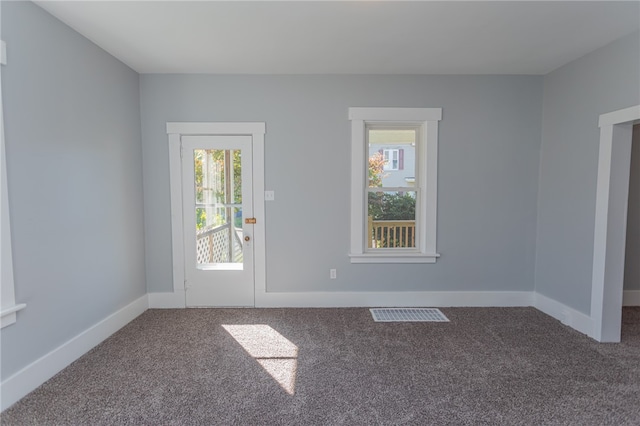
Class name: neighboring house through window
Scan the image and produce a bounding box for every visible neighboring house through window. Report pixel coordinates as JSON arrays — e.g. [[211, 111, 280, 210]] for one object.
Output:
[[348, 107, 442, 263]]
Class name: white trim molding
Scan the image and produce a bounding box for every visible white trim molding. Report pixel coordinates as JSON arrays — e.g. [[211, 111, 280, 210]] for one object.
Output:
[[349, 252, 440, 264], [591, 104, 640, 342], [0, 295, 148, 411], [598, 105, 640, 128], [167, 122, 266, 306], [348, 107, 442, 264], [533, 292, 594, 337], [3, 286, 627, 412], [1, 34, 22, 329], [252, 289, 612, 340], [0, 304, 26, 329], [255, 290, 532, 308]]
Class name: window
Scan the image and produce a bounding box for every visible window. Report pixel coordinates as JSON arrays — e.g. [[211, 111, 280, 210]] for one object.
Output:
[[1, 38, 26, 327], [383, 149, 401, 171], [348, 107, 442, 263]]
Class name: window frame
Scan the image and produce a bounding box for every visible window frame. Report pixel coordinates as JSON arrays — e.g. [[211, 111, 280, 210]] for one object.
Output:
[[1, 38, 26, 327], [348, 107, 442, 264]]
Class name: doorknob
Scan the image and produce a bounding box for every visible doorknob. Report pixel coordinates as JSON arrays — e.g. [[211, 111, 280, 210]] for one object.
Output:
[[244, 236, 251, 242]]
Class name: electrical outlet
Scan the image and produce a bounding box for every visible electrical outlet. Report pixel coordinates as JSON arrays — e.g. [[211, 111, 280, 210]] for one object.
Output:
[[330, 269, 337, 279], [265, 190, 275, 201]]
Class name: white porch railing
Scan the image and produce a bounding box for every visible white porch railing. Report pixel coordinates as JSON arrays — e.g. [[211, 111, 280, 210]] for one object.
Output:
[[196, 223, 243, 264], [368, 217, 416, 248]]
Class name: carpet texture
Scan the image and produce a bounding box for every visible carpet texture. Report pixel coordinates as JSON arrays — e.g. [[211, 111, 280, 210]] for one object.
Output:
[[2, 307, 639, 425]]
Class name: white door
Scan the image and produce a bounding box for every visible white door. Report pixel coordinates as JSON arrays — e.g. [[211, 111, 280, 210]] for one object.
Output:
[[182, 135, 254, 307]]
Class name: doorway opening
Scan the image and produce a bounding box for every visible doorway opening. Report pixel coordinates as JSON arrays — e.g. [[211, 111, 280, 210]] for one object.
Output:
[[621, 126, 640, 340], [591, 105, 640, 342]]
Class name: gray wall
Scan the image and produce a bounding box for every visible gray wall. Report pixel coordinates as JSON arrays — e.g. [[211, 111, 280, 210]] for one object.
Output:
[[625, 125, 640, 291], [535, 31, 640, 314], [140, 74, 542, 294], [1, 2, 146, 380]]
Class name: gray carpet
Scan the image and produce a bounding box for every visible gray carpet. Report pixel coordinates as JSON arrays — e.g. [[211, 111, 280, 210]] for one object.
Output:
[[2, 307, 639, 425]]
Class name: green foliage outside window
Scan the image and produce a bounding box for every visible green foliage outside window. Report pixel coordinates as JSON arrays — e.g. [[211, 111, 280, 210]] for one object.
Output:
[[368, 151, 415, 220], [194, 149, 242, 230], [368, 192, 415, 221]]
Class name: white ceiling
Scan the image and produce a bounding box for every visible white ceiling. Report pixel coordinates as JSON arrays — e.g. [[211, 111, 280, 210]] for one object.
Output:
[[35, 1, 640, 75]]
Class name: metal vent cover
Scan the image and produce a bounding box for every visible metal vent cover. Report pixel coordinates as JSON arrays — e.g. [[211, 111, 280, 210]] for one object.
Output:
[[370, 308, 449, 322]]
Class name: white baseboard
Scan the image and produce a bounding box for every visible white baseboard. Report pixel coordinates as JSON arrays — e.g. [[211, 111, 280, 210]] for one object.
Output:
[[533, 292, 594, 338], [0, 295, 148, 412], [2, 287, 626, 412], [255, 290, 533, 308], [148, 291, 185, 308], [623, 290, 640, 306]]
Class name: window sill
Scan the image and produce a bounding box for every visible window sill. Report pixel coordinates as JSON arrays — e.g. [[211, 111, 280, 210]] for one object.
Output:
[[349, 253, 440, 264], [1, 303, 26, 328]]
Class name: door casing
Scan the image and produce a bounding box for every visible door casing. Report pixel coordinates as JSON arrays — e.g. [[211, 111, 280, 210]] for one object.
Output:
[[167, 122, 266, 308], [591, 105, 640, 342]]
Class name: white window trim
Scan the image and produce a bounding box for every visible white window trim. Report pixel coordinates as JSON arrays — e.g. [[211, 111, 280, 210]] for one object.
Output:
[[348, 107, 441, 264], [1, 37, 26, 328]]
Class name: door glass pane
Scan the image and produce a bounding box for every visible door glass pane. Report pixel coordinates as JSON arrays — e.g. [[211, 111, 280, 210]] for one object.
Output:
[[193, 148, 243, 268], [367, 190, 417, 249]]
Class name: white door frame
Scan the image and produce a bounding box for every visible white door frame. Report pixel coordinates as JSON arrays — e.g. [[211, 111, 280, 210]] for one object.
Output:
[[591, 105, 640, 342], [167, 122, 266, 308]]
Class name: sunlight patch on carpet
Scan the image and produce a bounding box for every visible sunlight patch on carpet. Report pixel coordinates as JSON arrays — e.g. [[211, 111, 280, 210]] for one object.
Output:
[[370, 308, 449, 322], [222, 324, 298, 395]]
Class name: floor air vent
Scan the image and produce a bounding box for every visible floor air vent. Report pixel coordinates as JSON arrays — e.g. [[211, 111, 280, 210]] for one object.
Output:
[[370, 308, 449, 323]]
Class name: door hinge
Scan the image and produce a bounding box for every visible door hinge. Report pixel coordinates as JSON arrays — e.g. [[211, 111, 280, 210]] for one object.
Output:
[[245, 218, 257, 224], [180, 141, 184, 159]]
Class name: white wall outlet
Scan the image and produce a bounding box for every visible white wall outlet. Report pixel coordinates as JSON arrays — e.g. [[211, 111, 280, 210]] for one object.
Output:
[[330, 269, 337, 279], [265, 190, 275, 201]]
